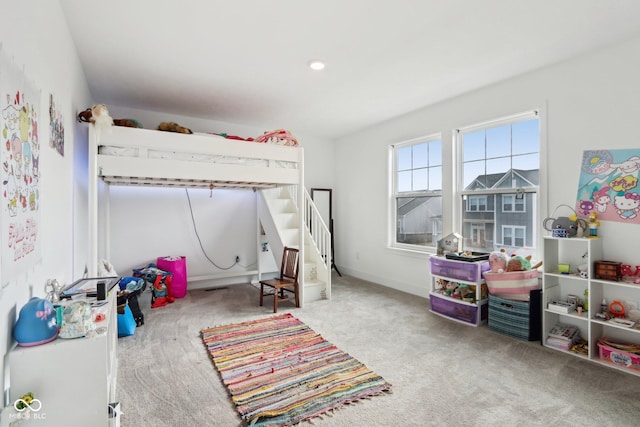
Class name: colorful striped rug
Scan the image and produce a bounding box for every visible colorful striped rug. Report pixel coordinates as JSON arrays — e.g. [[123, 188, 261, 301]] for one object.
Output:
[[201, 313, 392, 426]]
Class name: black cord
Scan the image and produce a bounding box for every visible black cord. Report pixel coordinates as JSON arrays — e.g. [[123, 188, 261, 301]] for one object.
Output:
[[185, 188, 237, 270]]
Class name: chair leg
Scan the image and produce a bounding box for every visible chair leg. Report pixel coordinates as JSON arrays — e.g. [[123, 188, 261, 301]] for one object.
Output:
[[273, 288, 278, 313], [260, 283, 264, 307], [294, 286, 300, 307]]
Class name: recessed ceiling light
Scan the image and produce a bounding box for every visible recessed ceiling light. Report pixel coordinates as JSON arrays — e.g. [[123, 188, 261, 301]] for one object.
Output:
[[308, 60, 325, 71]]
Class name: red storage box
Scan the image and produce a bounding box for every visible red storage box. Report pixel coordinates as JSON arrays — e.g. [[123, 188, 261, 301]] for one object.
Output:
[[598, 341, 640, 371], [429, 257, 489, 282]]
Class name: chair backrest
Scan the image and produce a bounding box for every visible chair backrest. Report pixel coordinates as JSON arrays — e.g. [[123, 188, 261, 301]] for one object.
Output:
[[280, 247, 299, 282]]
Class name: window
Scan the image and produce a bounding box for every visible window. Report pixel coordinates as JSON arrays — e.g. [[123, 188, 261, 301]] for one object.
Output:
[[502, 194, 525, 212], [502, 226, 525, 247], [458, 111, 540, 258], [391, 136, 442, 250], [467, 195, 489, 212]]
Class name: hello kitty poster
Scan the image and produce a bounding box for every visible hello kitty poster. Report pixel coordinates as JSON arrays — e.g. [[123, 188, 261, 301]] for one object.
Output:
[[1, 49, 42, 283], [575, 149, 640, 224]]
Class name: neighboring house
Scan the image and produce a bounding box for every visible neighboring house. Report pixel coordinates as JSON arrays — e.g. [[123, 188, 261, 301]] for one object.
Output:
[[397, 197, 442, 245], [463, 169, 539, 251]]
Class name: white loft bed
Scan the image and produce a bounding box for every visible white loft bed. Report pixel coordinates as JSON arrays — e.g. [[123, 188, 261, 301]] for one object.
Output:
[[87, 125, 305, 281]]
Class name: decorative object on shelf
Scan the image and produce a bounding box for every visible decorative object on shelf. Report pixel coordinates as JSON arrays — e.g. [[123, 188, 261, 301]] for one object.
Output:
[[44, 278, 62, 303], [609, 300, 626, 318], [594, 260, 622, 281], [543, 204, 587, 237], [558, 263, 571, 274], [436, 232, 463, 255], [587, 212, 600, 237], [13, 297, 59, 346]]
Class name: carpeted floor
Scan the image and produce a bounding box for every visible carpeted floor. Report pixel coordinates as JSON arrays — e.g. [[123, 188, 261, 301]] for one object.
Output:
[[117, 273, 640, 426]]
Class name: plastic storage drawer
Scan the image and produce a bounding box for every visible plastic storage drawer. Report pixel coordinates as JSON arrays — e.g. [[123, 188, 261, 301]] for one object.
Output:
[[488, 290, 541, 341], [429, 293, 488, 326], [429, 257, 489, 282]]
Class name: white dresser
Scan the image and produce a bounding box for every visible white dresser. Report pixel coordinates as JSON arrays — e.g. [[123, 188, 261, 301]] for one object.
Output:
[[7, 291, 118, 426]]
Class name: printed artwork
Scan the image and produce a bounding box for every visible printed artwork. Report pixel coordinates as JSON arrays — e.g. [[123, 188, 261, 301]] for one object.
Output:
[[49, 93, 64, 156], [0, 49, 42, 282], [575, 149, 640, 224]]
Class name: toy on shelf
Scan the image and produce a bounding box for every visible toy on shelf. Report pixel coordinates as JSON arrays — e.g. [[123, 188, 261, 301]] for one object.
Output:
[[587, 212, 600, 238], [543, 204, 587, 237]]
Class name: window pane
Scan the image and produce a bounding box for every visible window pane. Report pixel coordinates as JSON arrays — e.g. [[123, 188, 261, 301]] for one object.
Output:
[[396, 196, 442, 247], [486, 157, 512, 187], [413, 143, 428, 169], [512, 119, 539, 155], [486, 125, 511, 159], [397, 170, 411, 192], [397, 146, 411, 171], [463, 131, 485, 162], [429, 140, 442, 166], [513, 153, 539, 171], [412, 169, 428, 191], [429, 166, 442, 191], [463, 160, 485, 189]]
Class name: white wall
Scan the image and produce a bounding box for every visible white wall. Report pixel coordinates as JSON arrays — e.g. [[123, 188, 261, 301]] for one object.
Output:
[[0, 0, 92, 402], [334, 34, 640, 297], [95, 106, 336, 286]]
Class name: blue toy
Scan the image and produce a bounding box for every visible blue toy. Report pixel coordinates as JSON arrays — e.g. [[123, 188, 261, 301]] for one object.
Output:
[[13, 297, 59, 346]]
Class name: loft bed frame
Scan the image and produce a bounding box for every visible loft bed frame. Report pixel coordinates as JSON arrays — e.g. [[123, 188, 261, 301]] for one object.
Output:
[[87, 125, 305, 280]]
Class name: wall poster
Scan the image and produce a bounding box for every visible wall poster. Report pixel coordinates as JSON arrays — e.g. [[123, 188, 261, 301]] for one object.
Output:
[[0, 49, 42, 283], [575, 149, 640, 224], [49, 93, 64, 156]]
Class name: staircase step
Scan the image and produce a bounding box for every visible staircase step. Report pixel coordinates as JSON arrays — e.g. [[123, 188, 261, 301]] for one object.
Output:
[[303, 262, 318, 281], [303, 280, 326, 303], [274, 212, 298, 228]]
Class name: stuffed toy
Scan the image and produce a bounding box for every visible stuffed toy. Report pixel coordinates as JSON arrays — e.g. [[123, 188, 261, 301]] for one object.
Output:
[[158, 122, 192, 134], [506, 255, 543, 272], [78, 105, 142, 128], [488, 249, 508, 273], [255, 129, 299, 146]]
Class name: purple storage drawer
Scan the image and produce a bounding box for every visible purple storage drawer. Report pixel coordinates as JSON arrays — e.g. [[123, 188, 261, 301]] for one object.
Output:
[[429, 257, 489, 282], [429, 293, 488, 325]]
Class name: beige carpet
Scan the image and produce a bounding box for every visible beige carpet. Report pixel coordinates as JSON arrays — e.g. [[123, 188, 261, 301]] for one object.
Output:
[[116, 273, 640, 426]]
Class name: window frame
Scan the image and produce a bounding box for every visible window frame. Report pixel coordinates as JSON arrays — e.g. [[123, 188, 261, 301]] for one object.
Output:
[[389, 134, 443, 253], [455, 110, 541, 254], [502, 194, 526, 213]]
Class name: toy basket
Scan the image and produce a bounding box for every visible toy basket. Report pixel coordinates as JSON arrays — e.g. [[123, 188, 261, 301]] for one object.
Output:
[[483, 270, 540, 301]]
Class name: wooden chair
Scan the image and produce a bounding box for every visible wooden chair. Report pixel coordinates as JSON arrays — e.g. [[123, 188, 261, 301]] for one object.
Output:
[[259, 246, 300, 313]]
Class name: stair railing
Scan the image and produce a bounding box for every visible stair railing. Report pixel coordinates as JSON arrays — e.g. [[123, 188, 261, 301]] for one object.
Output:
[[302, 188, 331, 271]]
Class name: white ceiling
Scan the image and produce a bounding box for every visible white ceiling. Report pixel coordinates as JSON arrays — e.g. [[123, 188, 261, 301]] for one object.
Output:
[[59, 0, 640, 139]]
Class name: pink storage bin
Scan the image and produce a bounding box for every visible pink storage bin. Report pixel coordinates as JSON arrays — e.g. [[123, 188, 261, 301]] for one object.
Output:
[[157, 256, 188, 298], [598, 342, 640, 371], [483, 270, 540, 301]]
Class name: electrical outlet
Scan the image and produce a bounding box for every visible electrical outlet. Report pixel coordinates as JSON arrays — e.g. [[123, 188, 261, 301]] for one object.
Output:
[[236, 256, 240, 263]]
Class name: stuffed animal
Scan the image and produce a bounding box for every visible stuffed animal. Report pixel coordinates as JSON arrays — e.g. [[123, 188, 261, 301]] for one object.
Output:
[[158, 122, 192, 134], [506, 255, 543, 272], [255, 129, 298, 146], [78, 105, 141, 128], [488, 249, 508, 273]]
